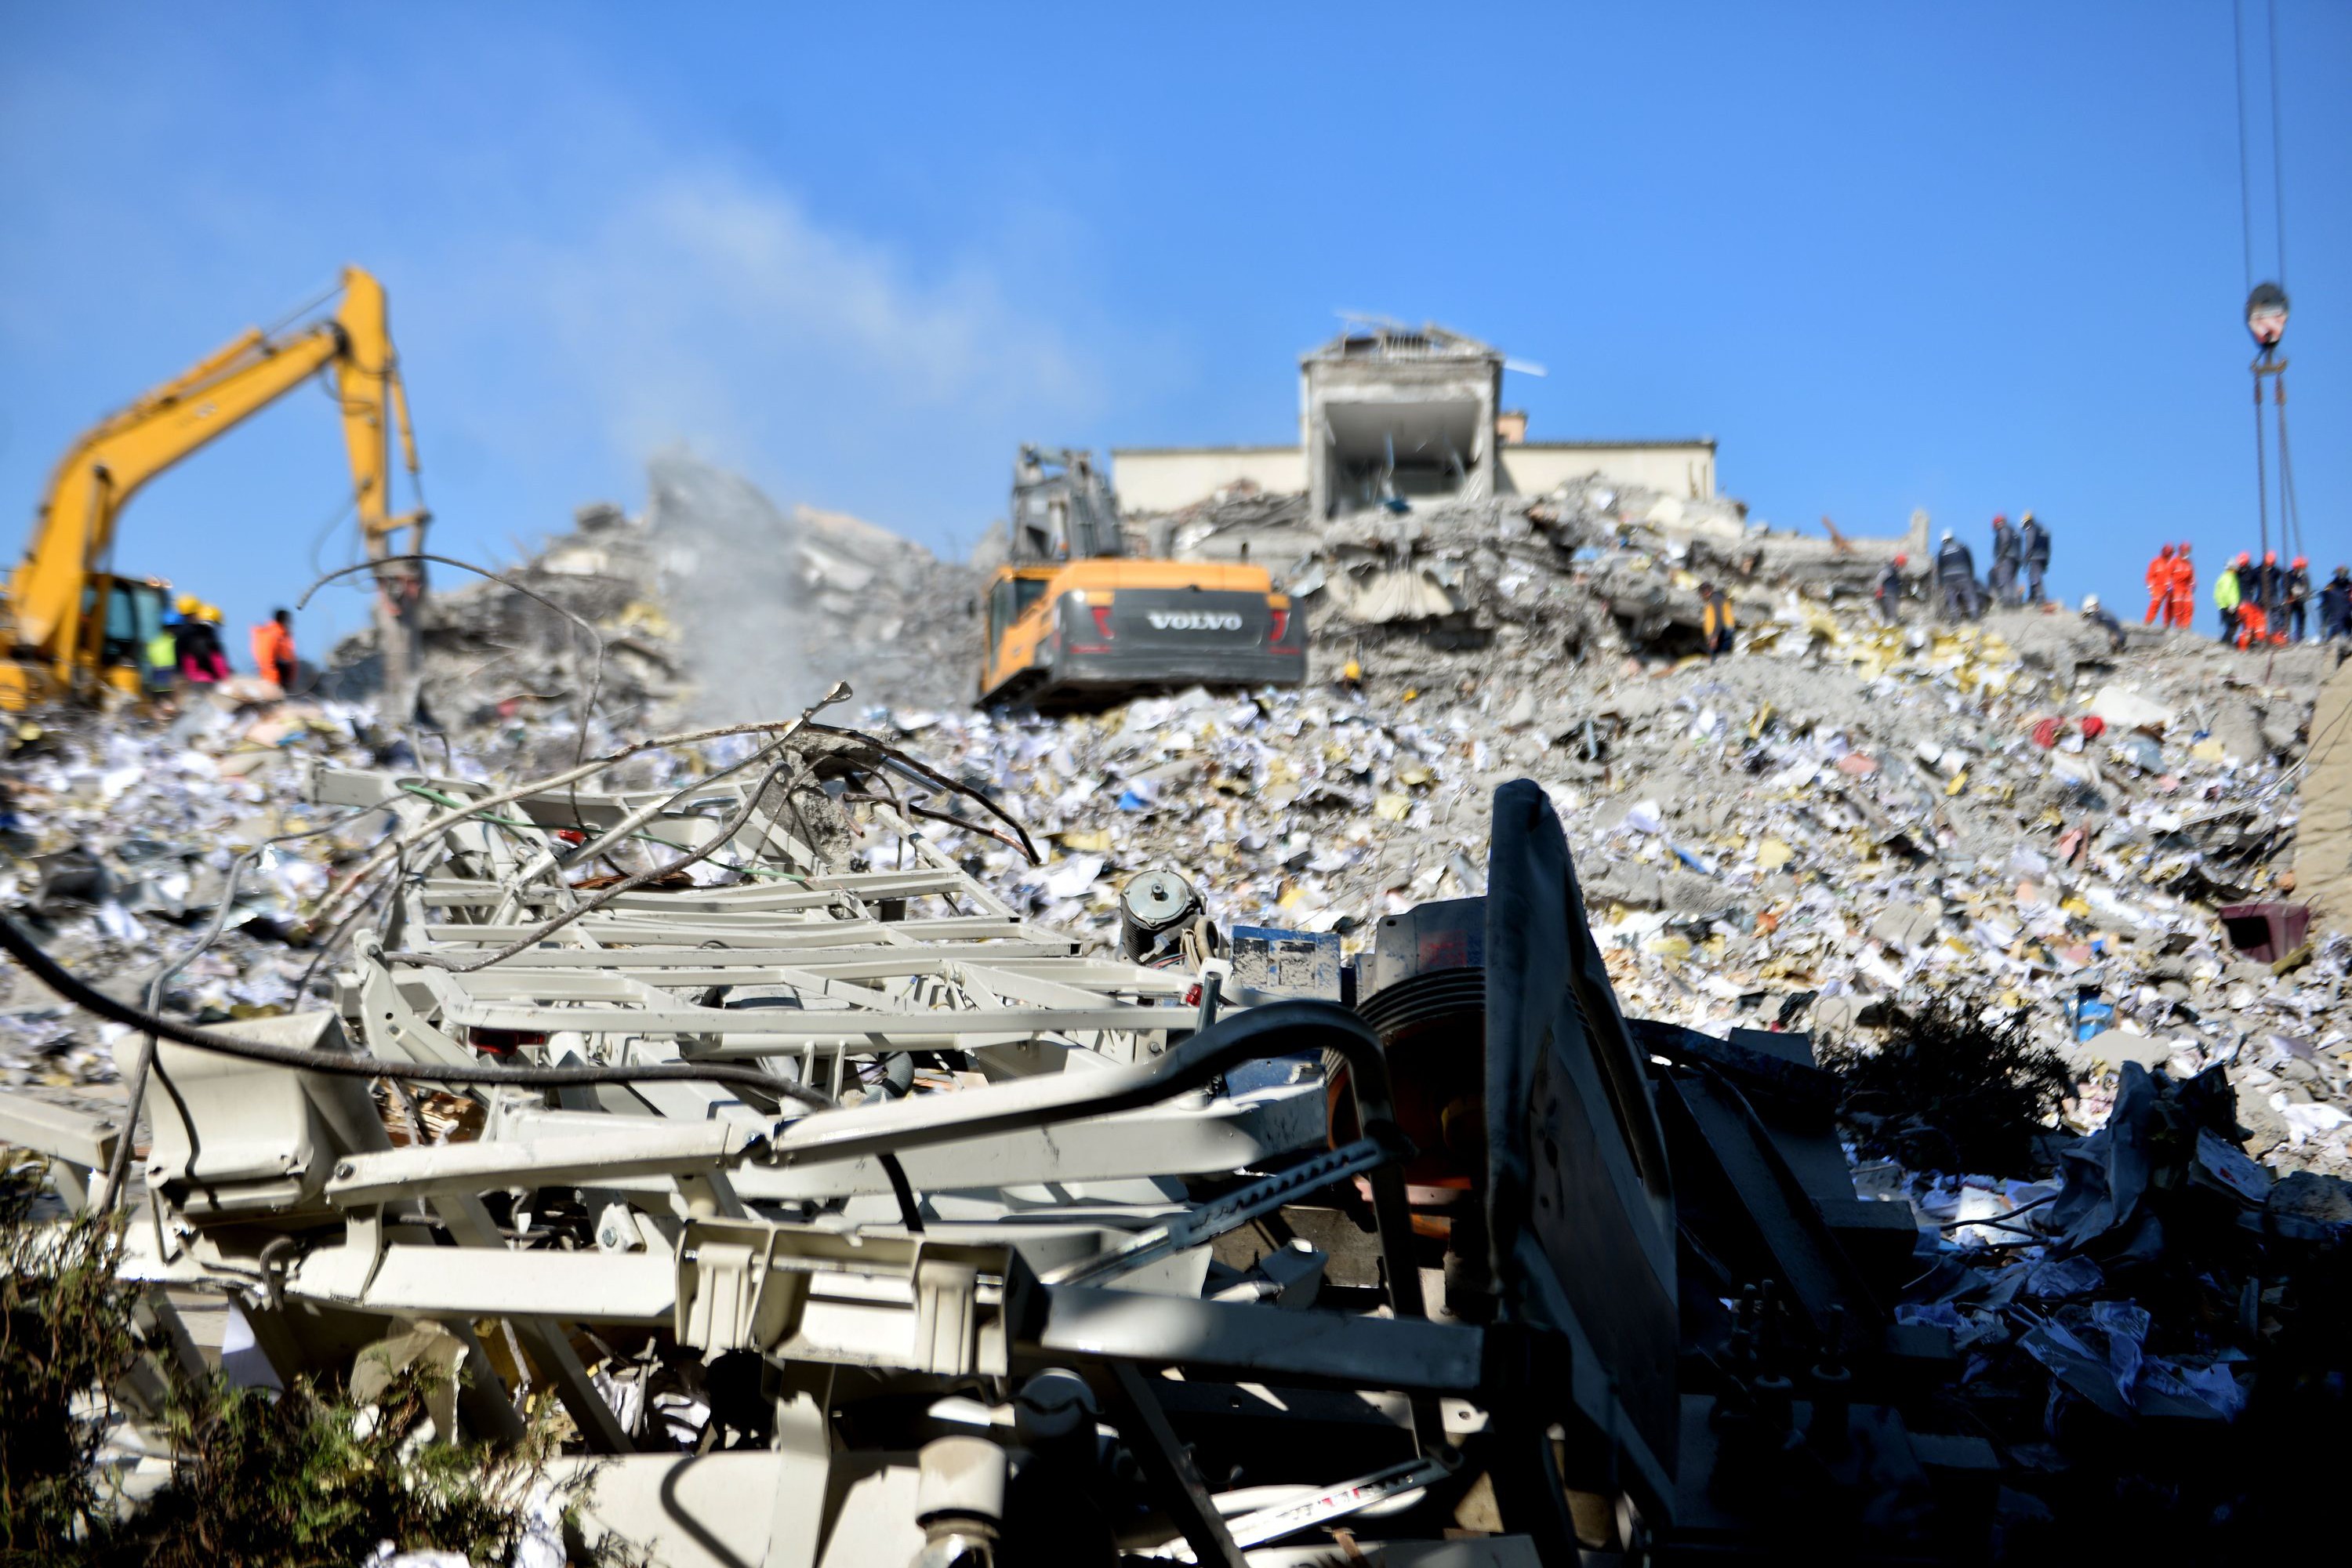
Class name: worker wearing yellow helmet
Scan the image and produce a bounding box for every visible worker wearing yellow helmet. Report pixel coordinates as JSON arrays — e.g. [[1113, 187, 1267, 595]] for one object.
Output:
[[172, 601, 229, 685], [165, 593, 204, 689]]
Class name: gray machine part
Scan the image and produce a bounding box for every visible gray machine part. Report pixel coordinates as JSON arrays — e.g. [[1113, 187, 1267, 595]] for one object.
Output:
[[1011, 445, 1123, 564], [1118, 868, 1203, 963], [0, 749, 2024, 1564], [1481, 779, 1681, 1550]]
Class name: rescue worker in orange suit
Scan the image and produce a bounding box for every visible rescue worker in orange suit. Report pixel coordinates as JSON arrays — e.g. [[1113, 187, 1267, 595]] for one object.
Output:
[[2167, 543, 2196, 629], [2145, 544, 2176, 624], [250, 608, 296, 690], [2234, 554, 2268, 648]]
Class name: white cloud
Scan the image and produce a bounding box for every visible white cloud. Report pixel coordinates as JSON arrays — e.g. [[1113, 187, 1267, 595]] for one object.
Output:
[[0, 24, 1124, 604], [517, 165, 1103, 535]]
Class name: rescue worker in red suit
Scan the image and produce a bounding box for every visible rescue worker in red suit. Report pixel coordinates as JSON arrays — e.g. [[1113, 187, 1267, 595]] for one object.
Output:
[[2145, 544, 2175, 624]]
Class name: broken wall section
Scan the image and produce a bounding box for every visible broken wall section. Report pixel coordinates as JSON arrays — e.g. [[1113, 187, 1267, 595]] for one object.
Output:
[[1302, 323, 1502, 521], [2294, 654, 2352, 936]]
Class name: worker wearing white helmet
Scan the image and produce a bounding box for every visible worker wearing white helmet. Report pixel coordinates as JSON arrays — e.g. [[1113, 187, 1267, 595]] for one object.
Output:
[[2081, 592, 2125, 652]]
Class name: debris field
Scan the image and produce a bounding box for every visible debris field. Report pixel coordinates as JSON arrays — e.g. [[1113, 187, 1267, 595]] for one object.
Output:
[[4, 452, 2349, 1563]]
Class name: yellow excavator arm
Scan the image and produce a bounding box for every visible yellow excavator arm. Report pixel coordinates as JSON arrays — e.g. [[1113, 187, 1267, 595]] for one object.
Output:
[[4, 265, 427, 695]]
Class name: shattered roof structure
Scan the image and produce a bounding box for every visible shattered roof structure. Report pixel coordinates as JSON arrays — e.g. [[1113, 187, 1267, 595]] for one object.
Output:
[[1304, 318, 1504, 365]]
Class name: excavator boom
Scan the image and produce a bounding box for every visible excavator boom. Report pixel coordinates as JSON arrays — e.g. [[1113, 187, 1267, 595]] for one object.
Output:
[[3, 266, 427, 702]]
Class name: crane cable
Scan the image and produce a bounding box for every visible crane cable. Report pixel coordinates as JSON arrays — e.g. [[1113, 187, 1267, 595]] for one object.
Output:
[[2263, 0, 2300, 567], [2232, 0, 2257, 298], [2233, 0, 2299, 569], [2264, 0, 2288, 289]]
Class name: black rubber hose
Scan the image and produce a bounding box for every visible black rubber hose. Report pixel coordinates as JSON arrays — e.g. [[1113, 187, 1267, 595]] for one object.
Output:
[[880, 1152, 925, 1233], [0, 910, 833, 1108]]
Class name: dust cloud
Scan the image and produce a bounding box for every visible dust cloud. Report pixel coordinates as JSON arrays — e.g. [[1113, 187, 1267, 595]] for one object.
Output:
[[644, 448, 822, 724]]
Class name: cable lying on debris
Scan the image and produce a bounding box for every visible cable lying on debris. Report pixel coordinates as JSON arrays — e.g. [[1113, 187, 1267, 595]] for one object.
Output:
[[0, 909, 836, 1108], [308, 705, 1040, 953], [307, 713, 833, 931], [805, 721, 1039, 864], [299, 552, 615, 773], [100, 800, 392, 1210], [384, 681, 852, 973]]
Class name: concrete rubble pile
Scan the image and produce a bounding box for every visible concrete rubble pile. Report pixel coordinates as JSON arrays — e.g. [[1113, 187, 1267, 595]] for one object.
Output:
[[321, 450, 984, 762], [630, 452, 981, 722], [1142, 471, 1911, 660], [892, 536, 2349, 1180], [0, 693, 404, 1107], [3, 455, 2349, 1561]]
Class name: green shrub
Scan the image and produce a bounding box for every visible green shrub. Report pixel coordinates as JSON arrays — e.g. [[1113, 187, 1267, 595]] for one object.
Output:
[[125, 1370, 573, 1568], [0, 1158, 629, 1566], [1, 1156, 138, 1560]]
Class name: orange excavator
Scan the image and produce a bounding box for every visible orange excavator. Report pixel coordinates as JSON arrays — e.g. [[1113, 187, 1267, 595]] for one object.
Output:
[[1, 266, 428, 708], [978, 445, 1305, 707]]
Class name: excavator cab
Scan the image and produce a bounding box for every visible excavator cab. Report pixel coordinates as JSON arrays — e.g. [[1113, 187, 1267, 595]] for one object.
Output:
[[85, 575, 172, 694], [985, 571, 1052, 649]]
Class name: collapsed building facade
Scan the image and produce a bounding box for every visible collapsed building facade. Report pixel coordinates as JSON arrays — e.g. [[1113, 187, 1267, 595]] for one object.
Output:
[[1112, 319, 1716, 522]]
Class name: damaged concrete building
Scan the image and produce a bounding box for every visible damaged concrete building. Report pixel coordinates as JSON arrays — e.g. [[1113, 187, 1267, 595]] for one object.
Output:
[[1112, 318, 1716, 519]]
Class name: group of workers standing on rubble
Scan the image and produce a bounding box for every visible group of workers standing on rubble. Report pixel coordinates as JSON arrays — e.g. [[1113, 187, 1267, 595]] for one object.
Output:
[[1874, 511, 2054, 626], [2203, 550, 2348, 648], [1923, 512, 2053, 622], [140, 599, 299, 699], [1871, 512, 2348, 651]]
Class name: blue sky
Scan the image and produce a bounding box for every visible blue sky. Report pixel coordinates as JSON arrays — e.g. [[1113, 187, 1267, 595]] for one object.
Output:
[[2, 2, 2344, 657]]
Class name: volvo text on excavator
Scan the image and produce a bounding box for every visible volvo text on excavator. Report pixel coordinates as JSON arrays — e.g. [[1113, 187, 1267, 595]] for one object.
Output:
[[977, 445, 1305, 707], [1, 266, 429, 709]]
